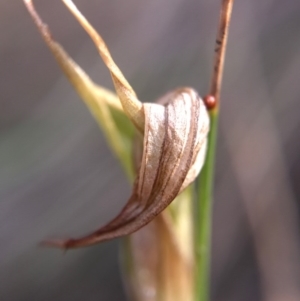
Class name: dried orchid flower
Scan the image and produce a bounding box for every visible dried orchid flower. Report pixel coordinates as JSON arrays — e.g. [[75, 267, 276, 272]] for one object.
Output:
[[24, 0, 210, 250]]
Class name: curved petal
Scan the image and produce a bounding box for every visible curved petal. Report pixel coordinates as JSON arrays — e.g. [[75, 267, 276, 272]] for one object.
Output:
[[43, 88, 209, 249]]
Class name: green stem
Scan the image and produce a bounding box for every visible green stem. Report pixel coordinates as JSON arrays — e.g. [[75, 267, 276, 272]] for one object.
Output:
[[195, 107, 219, 301], [194, 0, 234, 300]]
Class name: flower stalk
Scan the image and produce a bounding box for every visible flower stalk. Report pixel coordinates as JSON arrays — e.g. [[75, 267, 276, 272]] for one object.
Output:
[[195, 1, 235, 300]]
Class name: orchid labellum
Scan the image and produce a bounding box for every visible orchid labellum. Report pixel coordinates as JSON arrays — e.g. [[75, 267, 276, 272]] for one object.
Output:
[[24, 0, 210, 250]]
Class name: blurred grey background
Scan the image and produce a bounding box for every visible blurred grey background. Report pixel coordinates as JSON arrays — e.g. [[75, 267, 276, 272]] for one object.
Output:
[[1, 0, 300, 300]]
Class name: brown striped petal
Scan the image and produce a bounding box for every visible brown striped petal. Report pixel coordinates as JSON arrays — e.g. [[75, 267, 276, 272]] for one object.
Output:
[[43, 88, 209, 249], [23, 0, 209, 249]]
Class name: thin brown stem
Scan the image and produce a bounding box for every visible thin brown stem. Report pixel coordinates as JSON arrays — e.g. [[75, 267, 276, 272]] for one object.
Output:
[[196, 1, 235, 301], [209, 0, 235, 103]]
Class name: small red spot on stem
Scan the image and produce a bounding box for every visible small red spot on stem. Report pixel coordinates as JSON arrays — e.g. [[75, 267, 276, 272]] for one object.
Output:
[[204, 95, 217, 110]]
